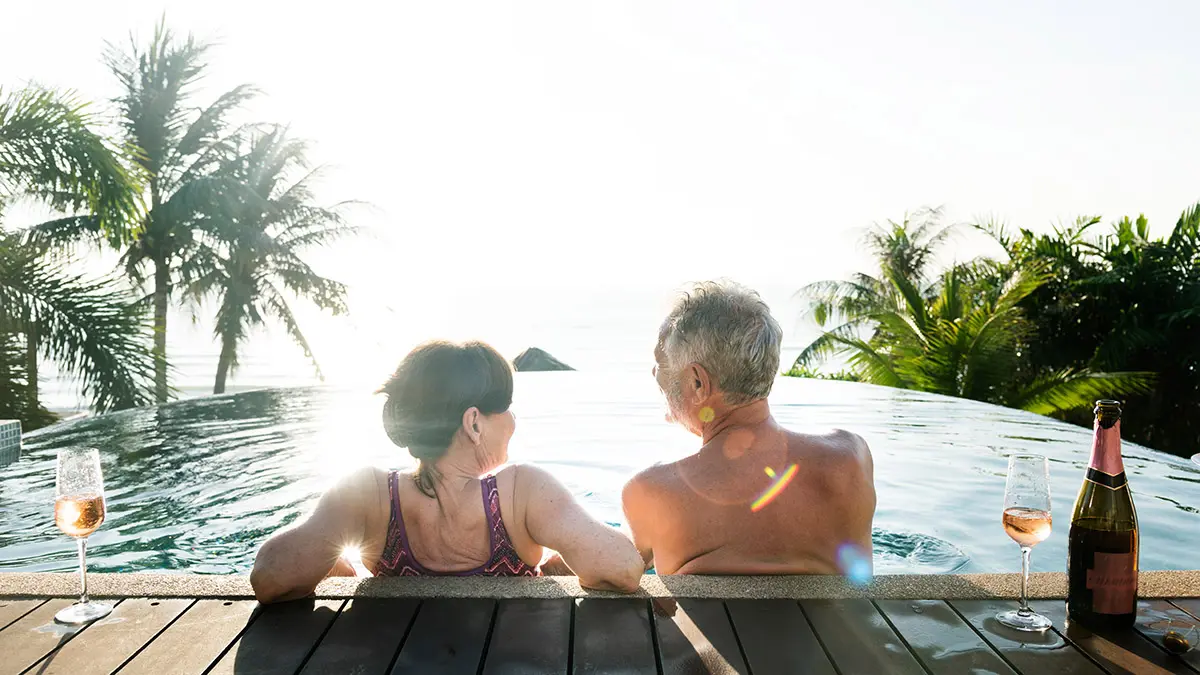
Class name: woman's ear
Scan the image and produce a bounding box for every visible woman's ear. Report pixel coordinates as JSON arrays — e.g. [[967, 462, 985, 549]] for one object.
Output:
[[462, 407, 482, 444]]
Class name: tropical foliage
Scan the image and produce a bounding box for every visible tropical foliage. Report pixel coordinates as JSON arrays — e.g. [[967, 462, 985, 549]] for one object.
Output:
[[0, 86, 140, 234], [0, 85, 148, 430], [3, 20, 355, 429], [973, 208, 1200, 455], [182, 126, 354, 394], [101, 21, 256, 402], [0, 234, 154, 429], [791, 209, 1157, 422]]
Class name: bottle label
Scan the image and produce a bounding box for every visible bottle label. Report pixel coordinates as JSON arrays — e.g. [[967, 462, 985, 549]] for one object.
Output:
[[1087, 552, 1137, 614], [1085, 468, 1128, 490]]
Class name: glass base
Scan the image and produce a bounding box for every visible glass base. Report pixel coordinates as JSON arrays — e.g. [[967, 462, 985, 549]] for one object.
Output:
[[55, 601, 112, 625], [996, 608, 1052, 632]]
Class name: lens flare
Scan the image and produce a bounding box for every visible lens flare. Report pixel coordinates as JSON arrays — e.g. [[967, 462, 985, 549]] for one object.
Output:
[[750, 463, 798, 512], [837, 543, 873, 586], [699, 406, 715, 423]]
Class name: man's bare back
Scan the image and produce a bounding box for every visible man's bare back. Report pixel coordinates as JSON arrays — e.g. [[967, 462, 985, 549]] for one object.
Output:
[[627, 280, 877, 577], [623, 414, 875, 575]]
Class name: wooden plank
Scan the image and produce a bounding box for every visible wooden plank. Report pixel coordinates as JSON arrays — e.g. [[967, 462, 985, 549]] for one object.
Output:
[[118, 599, 259, 675], [1171, 598, 1200, 622], [30, 598, 191, 675], [950, 599, 1107, 675], [0, 598, 102, 675], [877, 599, 1018, 675], [653, 598, 748, 675], [301, 598, 420, 675], [390, 599, 495, 675], [0, 598, 45, 630], [1031, 600, 1196, 675], [801, 599, 925, 675], [725, 599, 836, 675], [208, 599, 344, 675], [481, 599, 571, 675], [1133, 599, 1200, 673], [572, 599, 657, 675]]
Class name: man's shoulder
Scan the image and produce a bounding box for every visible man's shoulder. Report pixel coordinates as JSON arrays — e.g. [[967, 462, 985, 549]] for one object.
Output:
[[787, 428, 873, 476], [622, 461, 679, 502], [793, 427, 869, 456]]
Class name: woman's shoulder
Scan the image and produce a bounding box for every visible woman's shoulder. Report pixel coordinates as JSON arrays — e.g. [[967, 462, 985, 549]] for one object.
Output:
[[342, 465, 392, 487], [494, 462, 556, 485], [325, 466, 392, 505], [494, 463, 572, 505]]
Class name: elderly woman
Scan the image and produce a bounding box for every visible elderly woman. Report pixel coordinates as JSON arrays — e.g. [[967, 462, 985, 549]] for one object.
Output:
[[251, 340, 643, 602]]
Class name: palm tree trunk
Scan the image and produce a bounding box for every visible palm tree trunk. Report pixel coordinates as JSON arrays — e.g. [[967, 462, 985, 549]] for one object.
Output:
[[214, 335, 235, 395], [24, 323, 38, 409], [153, 256, 169, 403]]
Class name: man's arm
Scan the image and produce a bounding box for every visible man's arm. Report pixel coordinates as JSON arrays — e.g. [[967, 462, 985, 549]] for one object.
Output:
[[250, 468, 375, 603], [829, 430, 877, 572], [621, 473, 657, 570]]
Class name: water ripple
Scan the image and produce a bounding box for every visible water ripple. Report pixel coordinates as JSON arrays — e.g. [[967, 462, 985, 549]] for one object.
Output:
[[1, 376, 1197, 575]]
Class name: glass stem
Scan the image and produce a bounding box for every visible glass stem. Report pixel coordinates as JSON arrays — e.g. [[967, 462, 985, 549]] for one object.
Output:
[[1018, 546, 1032, 616], [77, 537, 88, 605]]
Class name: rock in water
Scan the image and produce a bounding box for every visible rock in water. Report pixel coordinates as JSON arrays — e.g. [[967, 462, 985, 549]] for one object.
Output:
[[513, 348, 575, 372]]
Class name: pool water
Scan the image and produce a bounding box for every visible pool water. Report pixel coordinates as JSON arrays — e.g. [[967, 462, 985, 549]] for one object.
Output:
[[1, 374, 1197, 575]]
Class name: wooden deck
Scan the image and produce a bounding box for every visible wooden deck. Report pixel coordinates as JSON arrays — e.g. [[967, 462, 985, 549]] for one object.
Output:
[[1, 594, 1198, 674]]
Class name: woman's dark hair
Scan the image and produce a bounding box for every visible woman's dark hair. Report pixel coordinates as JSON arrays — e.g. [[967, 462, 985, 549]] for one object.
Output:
[[379, 340, 513, 498]]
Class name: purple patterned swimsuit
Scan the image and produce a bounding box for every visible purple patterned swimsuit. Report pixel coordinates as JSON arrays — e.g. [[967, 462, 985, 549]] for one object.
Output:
[[372, 471, 539, 577]]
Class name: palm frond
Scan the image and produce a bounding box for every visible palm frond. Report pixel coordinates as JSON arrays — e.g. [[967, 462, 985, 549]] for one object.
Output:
[[260, 284, 324, 381], [1007, 369, 1157, 416], [0, 86, 142, 236], [168, 84, 260, 171], [0, 233, 154, 411]]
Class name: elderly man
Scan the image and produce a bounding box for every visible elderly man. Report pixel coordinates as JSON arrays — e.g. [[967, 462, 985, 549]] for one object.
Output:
[[622, 281, 876, 576]]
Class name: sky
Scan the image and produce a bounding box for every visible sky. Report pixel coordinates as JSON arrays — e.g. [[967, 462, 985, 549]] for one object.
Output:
[[7, 1, 1200, 288], [6, 1, 1200, 392]]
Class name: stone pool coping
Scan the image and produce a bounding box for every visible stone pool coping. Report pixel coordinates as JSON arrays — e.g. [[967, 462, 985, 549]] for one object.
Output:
[[1, 570, 1197, 600]]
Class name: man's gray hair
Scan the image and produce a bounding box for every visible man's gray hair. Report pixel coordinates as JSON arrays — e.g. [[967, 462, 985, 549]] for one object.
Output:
[[660, 280, 783, 404]]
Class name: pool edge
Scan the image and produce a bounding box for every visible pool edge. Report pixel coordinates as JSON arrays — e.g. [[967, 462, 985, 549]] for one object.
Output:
[[1, 570, 1197, 600]]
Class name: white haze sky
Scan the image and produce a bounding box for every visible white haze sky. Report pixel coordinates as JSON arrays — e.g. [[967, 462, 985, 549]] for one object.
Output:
[[6, 1, 1200, 291], [5, 1, 1200, 392]]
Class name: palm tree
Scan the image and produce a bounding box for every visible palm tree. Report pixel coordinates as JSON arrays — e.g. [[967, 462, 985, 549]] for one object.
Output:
[[1, 85, 148, 427], [0, 85, 140, 237], [101, 20, 258, 402], [793, 211, 1154, 415], [183, 126, 353, 394], [0, 232, 154, 429]]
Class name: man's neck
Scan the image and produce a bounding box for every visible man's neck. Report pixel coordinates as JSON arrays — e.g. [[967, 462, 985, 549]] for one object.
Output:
[[700, 399, 773, 445]]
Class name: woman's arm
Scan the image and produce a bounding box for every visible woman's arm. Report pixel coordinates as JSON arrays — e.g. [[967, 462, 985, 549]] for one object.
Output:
[[519, 465, 643, 592], [249, 468, 376, 603]]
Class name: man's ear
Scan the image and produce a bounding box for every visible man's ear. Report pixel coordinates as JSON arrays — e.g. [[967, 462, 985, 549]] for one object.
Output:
[[462, 407, 482, 444], [688, 363, 713, 402]]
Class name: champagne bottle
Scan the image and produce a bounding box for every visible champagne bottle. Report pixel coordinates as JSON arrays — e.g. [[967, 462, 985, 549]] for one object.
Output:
[[1067, 399, 1139, 629]]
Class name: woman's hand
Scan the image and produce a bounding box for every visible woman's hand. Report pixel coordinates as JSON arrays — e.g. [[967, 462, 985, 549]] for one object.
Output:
[[250, 468, 378, 603], [327, 556, 358, 578]]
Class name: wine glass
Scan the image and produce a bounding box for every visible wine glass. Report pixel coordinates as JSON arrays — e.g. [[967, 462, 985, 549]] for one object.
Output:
[[53, 448, 112, 624], [997, 454, 1053, 632]]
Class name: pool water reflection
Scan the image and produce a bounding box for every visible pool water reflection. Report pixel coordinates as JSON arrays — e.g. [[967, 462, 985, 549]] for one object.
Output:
[[0, 375, 1197, 575]]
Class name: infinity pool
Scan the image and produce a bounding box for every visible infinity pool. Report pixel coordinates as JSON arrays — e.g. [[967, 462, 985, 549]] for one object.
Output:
[[1, 374, 1197, 575]]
